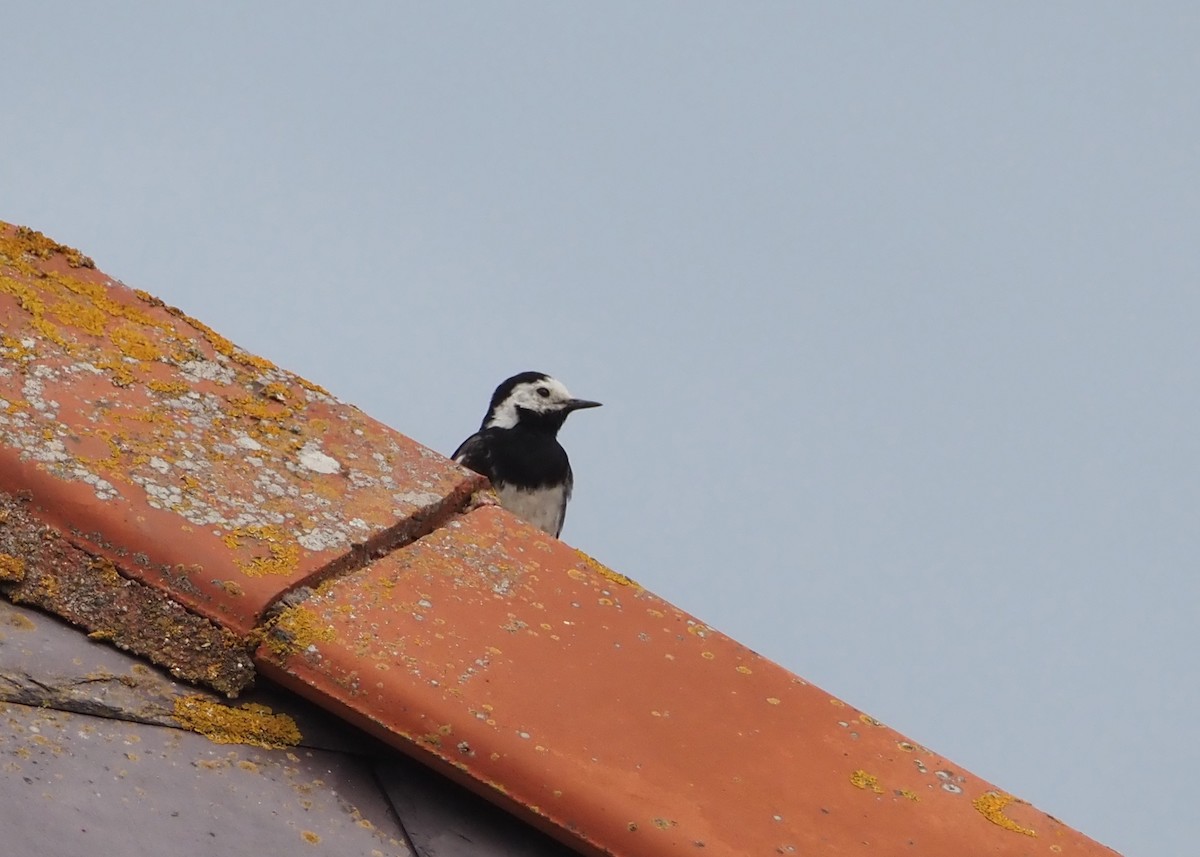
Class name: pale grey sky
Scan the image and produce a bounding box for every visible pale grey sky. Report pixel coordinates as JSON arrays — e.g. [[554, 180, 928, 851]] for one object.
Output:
[[6, 4, 1198, 854]]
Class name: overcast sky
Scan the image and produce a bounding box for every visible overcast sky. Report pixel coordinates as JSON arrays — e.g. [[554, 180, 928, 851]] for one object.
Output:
[[6, 5, 1197, 854]]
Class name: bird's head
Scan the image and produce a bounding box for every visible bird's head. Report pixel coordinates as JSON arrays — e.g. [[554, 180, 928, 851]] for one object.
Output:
[[483, 371, 602, 431]]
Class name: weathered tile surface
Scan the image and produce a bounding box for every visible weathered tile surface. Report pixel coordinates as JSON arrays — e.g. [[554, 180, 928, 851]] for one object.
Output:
[[2, 223, 1120, 857], [258, 505, 1117, 857], [0, 487, 254, 695], [0, 223, 483, 636]]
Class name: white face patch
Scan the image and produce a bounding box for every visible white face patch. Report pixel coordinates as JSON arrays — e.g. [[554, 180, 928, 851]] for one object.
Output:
[[486, 377, 576, 429]]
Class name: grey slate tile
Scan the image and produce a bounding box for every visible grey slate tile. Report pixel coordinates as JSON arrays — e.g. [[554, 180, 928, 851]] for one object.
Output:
[[1, 700, 414, 857], [375, 754, 577, 857]]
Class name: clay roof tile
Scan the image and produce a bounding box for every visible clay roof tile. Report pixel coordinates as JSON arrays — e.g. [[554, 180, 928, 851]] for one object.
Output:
[[0, 223, 1121, 856]]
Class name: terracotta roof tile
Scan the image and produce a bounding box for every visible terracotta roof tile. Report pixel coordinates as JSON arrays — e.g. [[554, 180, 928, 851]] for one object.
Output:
[[0, 223, 484, 639], [0, 222, 1121, 856], [257, 505, 1116, 855]]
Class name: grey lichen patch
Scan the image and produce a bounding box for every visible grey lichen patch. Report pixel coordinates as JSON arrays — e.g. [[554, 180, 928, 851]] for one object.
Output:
[[296, 440, 341, 474], [0, 490, 255, 696]]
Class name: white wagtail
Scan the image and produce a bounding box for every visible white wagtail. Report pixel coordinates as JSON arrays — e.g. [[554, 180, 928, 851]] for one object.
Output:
[[452, 371, 601, 537]]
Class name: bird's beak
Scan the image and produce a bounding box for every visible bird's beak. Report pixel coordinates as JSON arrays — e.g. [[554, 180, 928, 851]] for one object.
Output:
[[565, 398, 602, 412]]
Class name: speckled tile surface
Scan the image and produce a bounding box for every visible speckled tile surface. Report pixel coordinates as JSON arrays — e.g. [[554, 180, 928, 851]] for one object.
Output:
[[258, 506, 1114, 857], [0, 223, 484, 636], [1, 222, 1120, 857]]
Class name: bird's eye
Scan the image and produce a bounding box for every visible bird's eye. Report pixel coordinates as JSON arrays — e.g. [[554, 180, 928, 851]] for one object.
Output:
[[536, 387, 550, 397]]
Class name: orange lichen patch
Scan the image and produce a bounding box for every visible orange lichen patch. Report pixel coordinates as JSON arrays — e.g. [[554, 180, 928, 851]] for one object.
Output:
[[146, 378, 190, 395], [225, 392, 293, 423], [259, 603, 336, 658], [224, 525, 301, 577], [217, 579, 245, 597], [973, 791, 1037, 837], [108, 323, 165, 361], [1, 609, 35, 630], [0, 226, 94, 268], [574, 550, 640, 588], [48, 297, 107, 335], [0, 553, 26, 582], [850, 769, 884, 794], [172, 694, 301, 749], [158, 301, 278, 376]]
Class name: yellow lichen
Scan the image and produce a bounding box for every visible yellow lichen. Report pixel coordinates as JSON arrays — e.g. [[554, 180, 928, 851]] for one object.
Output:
[[1, 611, 35, 630], [849, 769, 884, 794], [31, 571, 60, 599], [109, 324, 164, 361], [224, 525, 300, 577], [972, 791, 1037, 837], [172, 694, 301, 749], [147, 378, 191, 395], [574, 550, 640, 588], [1, 333, 34, 361], [0, 553, 26, 583], [161, 304, 277, 373], [260, 381, 295, 404], [217, 579, 245, 597], [48, 298, 107, 335], [30, 315, 66, 346], [3, 226, 94, 268], [260, 604, 336, 657], [226, 393, 292, 423]]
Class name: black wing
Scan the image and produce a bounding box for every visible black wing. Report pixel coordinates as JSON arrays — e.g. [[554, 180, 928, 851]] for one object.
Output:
[[451, 431, 495, 481]]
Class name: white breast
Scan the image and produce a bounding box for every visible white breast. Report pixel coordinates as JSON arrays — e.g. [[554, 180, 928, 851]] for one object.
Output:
[[494, 483, 568, 537]]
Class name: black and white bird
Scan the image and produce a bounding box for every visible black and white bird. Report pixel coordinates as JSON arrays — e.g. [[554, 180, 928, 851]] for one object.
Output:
[[452, 371, 601, 538]]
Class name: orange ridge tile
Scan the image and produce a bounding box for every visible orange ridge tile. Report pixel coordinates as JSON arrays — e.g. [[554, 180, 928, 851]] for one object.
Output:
[[0, 222, 485, 637], [1, 222, 1120, 855], [257, 506, 1120, 857]]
